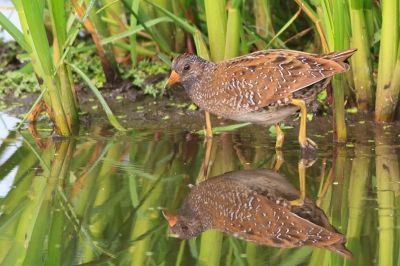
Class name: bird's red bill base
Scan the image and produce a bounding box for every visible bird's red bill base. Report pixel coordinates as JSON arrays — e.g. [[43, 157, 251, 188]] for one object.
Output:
[[162, 210, 178, 227], [164, 70, 180, 88]]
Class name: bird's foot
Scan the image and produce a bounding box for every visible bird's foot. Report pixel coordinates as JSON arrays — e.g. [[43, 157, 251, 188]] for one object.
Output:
[[300, 138, 317, 159], [300, 137, 317, 149], [299, 158, 317, 169], [289, 198, 304, 207]]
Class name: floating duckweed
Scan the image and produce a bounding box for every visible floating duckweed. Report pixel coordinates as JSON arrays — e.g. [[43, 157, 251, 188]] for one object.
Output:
[[188, 103, 197, 111], [346, 107, 358, 113]]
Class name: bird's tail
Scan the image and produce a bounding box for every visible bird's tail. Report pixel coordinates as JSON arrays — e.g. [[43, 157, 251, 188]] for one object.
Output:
[[321, 49, 358, 62], [326, 242, 354, 260]]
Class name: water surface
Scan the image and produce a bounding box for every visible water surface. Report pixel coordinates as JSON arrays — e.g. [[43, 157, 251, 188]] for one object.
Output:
[[0, 112, 399, 266]]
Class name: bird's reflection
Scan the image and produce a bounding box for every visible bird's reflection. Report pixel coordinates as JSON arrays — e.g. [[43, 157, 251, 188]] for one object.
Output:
[[163, 169, 353, 259]]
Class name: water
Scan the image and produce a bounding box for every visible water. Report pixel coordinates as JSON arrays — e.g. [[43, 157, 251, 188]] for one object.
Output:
[[0, 0, 22, 42], [0, 111, 399, 265]]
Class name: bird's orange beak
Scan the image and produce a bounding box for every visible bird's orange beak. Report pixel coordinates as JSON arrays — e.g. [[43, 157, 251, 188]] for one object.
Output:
[[164, 70, 180, 88], [162, 210, 178, 227]]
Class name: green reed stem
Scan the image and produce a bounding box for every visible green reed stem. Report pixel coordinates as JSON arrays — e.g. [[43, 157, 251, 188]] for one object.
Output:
[[253, 0, 268, 49], [348, 0, 374, 110], [375, 0, 399, 121], [151, 0, 175, 49], [129, 139, 169, 266], [376, 156, 396, 266], [330, 0, 350, 142], [204, 0, 227, 61], [130, 0, 140, 65], [49, 0, 80, 126], [346, 144, 372, 265], [14, 0, 71, 135], [224, 0, 242, 59], [101, 0, 128, 59]]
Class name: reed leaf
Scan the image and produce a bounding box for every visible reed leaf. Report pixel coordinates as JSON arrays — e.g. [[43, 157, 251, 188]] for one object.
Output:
[[67, 62, 128, 131], [121, 0, 170, 54], [0, 12, 30, 52], [144, 0, 197, 35], [265, 7, 302, 49], [101, 17, 173, 45]]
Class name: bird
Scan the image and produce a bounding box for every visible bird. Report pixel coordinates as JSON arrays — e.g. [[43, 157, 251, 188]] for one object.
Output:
[[162, 169, 353, 259], [164, 49, 357, 149]]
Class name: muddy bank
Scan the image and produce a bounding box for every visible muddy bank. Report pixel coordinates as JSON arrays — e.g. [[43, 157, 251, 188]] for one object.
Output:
[[2, 84, 222, 131]]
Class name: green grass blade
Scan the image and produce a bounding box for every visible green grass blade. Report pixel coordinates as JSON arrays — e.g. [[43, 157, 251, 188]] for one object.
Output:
[[145, 0, 211, 59], [22, 202, 50, 266], [265, 7, 302, 49], [0, 200, 27, 235], [101, 17, 173, 45], [196, 122, 251, 135], [157, 52, 172, 66], [20, 136, 51, 172], [67, 62, 128, 131], [0, 12, 30, 52], [120, 0, 171, 53], [20, 1, 53, 77], [144, 0, 197, 34]]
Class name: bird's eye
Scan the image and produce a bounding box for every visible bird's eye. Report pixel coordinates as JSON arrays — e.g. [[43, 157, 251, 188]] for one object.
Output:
[[181, 226, 188, 232], [183, 64, 190, 71]]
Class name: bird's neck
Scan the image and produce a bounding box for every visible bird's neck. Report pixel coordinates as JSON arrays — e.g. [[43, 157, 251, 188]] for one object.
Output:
[[183, 187, 220, 230]]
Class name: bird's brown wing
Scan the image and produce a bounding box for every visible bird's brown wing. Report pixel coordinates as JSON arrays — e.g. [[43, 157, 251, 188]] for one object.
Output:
[[215, 50, 348, 110], [216, 189, 345, 248]]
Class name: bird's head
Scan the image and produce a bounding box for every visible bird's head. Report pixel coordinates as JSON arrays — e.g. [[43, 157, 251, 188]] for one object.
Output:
[[164, 53, 213, 91], [162, 210, 204, 239]]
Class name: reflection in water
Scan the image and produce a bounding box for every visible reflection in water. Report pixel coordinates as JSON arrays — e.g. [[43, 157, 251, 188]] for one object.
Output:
[[163, 169, 353, 259], [1, 118, 399, 265]]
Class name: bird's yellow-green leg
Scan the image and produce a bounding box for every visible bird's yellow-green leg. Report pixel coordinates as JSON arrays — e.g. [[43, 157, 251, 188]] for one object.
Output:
[[204, 111, 213, 139], [273, 149, 284, 172], [274, 123, 285, 148], [289, 159, 307, 206], [202, 137, 213, 180], [290, 99, 317, 148]]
